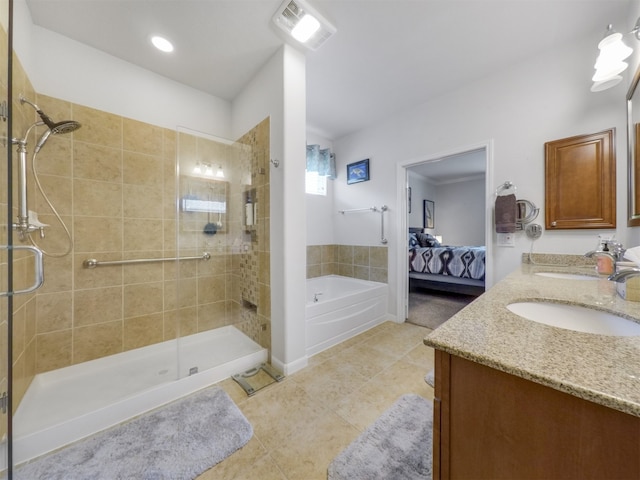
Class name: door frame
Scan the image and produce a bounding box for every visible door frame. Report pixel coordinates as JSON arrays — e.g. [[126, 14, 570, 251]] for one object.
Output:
[[395, 140, 494, 321]]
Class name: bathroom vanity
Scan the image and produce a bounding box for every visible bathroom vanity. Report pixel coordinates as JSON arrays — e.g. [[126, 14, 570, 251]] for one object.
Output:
[[425, 256, 640, 478]]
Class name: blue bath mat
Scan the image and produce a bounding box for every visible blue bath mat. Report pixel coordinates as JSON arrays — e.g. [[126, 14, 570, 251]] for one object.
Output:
[[14, 386, 252, 480]]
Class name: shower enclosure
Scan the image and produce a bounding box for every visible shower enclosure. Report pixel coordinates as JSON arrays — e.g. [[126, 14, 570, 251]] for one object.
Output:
[[0, 4, 271, 473]]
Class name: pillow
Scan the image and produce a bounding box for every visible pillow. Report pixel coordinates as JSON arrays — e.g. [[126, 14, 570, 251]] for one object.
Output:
[[409, 233, 419, 249], [416, 232, 441, 248]]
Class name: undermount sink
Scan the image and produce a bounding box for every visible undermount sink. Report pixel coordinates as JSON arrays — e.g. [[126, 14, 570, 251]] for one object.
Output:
[[535, 272, 598, 281], [506, 302, 640, 336]]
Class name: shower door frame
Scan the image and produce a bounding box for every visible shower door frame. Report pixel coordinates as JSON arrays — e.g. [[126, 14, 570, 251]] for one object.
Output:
[[3, 0, 14, 476]]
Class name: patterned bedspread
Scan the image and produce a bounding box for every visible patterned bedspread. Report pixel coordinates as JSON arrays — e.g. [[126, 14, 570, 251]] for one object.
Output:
[[409, 246, 486, 281]]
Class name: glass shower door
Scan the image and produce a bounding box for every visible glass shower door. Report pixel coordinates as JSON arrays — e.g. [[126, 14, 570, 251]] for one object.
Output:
[[1, 0, 12, 476]]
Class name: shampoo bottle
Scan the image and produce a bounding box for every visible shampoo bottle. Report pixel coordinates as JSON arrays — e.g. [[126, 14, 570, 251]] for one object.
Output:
[[245, 194, 254, 227]]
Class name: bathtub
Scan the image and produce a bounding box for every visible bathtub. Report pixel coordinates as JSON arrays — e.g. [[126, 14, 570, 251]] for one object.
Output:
[[11, 326, 266, 465], [306, 275, 389, 356]]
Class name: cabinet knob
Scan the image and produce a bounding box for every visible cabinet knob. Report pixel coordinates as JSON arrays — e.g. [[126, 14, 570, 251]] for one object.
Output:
[[551, 221, 557, 227]]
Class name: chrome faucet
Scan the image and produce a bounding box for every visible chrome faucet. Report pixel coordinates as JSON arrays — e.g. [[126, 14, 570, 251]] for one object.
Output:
[[584, 241, 625, 263], [584, 250, 617, 262], [608, 268, 640, 283], [313, 292, 323, 303]]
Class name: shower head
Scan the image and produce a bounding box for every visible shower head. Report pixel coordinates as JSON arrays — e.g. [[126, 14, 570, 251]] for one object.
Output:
[[20, 95, 81, 152]]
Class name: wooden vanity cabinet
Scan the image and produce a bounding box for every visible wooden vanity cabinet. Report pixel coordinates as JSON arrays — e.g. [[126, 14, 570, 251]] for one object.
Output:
[[433, 350, 640, 479], [545, 128, 616, 229]]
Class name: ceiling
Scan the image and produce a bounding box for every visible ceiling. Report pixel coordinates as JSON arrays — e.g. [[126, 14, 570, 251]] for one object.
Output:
[[25, 0, 630, 141], [408, 149, 486, 184]]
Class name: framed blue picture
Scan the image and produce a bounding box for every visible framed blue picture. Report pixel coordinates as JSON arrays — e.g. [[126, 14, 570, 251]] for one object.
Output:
[[347, 158, 370, 184]]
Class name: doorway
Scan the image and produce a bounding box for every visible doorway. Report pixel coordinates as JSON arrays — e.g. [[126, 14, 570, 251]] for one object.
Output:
[[395, 142, 493, 324]]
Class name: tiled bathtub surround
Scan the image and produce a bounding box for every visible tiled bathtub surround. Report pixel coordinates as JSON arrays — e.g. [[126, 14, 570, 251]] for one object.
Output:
[[306, 245, 388, 283]]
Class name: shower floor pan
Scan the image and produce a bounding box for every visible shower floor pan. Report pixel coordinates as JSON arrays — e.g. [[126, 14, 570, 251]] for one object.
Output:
[[12, 325, 267, 465]]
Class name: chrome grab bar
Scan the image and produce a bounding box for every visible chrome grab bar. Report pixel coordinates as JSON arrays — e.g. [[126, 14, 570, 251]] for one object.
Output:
[[83, 252, 211, 269], [0, 245, 44, 296], [338, 205, 388, 244]]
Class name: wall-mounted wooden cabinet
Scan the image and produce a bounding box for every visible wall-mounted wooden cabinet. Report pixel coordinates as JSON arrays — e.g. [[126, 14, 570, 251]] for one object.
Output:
[[545, 129, 616, 229]]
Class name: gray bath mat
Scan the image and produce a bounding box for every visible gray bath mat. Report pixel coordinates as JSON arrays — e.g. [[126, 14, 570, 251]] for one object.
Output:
[[328, 394, 433, 480], [15, 387, 252, 480]]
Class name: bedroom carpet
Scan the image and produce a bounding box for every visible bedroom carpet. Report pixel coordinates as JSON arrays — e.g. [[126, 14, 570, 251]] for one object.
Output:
[[408, 289, 476, 330], [14, 387, 253, 480], [327, 394, 432, 480]]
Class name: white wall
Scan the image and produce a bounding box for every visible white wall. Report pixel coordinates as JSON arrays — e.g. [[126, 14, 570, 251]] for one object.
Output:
[[306, 132, 335, 245], [407, 171, 435, 230], [333, 28, 627, 317], [435, 177, 485, 246], [232, 45, 308, 374]]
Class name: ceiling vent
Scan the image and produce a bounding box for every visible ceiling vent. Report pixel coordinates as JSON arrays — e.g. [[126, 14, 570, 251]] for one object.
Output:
[[272, 0, 336, 51]]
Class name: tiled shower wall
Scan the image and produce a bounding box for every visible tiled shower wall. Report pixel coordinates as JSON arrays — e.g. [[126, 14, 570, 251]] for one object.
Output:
[[306, 245, 388, 283], [8, 43, 270, 409]]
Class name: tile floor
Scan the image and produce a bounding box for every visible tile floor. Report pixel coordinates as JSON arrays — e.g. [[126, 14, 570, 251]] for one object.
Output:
[[197, 321, 434, 480]]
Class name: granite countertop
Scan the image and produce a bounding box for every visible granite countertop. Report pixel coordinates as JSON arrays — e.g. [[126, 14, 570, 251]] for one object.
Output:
[[424, 255, 640, 417]]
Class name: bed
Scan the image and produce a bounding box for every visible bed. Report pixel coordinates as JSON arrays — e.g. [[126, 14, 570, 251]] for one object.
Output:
[[408, 228, 485, 296]]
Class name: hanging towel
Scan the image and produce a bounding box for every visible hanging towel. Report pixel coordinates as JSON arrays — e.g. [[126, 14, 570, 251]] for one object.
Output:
[[495, 193, 516, 233]]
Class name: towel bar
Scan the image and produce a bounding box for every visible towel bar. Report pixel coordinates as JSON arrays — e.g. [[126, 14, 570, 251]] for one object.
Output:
[[83, 252, 211, 269]]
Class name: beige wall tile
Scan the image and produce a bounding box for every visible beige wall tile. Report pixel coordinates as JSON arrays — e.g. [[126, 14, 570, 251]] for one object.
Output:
[[123, 184, 163, 219], [36, 329, 72, 372], [33, 136, 72, 177], [123, 313, 163, 351], [369, 246, 388, 269], [321, 245, 336, 263], [73, 178, 122, 216], [307, 265, 321, 279], [74, 287, 122, 327], [73, 105, 122, 149], [123, 151, 163, 187], [175, 306, 198, 337], [124, 282, 164, 318], [39, 254, 73, 293], [74, 216, 123, 253], [321, 263, 338, 276], [122, 251, 164, 285], [123, 218, 163, 251], [35, 174, 73, 216], [353, 266, 370, 281], [12, 306, 25, 363], [36, 291, 72, 333], [123, 117, 164, 156], [198, 275, 226, 304], [197, 302, 227, 332], [338, 263, 354, 277], [307, 245, 321, 266], [74, 252, 123, 289], [353, 246, 370, 267], [73, 142, 122, 182], [370, 267, 388, 283], [338, 245, 354, 265], [73, 321, 122, 363], [177, 277, 197, 309]]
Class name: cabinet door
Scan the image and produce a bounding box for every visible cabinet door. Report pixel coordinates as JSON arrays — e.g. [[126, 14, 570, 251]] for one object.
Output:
[[545, 129, 615, 229]]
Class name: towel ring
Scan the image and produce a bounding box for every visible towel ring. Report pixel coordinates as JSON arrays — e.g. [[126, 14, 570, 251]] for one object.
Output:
[[495, 181, 516, 196]]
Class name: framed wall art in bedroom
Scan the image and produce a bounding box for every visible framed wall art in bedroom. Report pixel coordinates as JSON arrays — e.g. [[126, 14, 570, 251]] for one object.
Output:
[[424, 199, 435, 229]]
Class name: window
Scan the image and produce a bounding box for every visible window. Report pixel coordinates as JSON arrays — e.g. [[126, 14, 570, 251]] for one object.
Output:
[[305, 170, 327, 195]]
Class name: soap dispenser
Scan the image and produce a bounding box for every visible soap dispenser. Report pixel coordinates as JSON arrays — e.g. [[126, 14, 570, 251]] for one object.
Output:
[[595, 235, 615, 275]]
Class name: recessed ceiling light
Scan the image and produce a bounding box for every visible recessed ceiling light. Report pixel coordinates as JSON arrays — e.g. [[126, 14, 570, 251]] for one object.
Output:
[[151, 35, 174, 53]]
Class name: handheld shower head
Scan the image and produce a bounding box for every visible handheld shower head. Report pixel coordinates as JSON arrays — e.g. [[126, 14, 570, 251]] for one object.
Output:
[[20, 95, 81, 152]]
